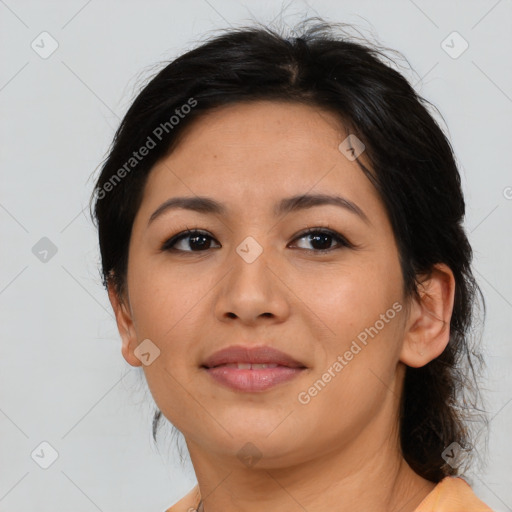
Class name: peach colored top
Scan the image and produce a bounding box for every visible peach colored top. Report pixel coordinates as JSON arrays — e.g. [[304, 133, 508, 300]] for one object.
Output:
[[165, 476, 494, 511], [413, 476, 494, 512]]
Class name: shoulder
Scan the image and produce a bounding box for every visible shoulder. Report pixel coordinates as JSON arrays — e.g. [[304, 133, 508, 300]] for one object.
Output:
[[164, 484, 201, 512], [414, 476, 494, 512]]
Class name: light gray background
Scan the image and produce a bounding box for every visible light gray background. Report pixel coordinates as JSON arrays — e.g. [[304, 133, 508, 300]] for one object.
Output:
[[1, 1, 511, 511]]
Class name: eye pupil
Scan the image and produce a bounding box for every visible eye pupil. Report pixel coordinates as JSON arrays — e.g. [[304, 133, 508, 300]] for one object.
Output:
[[190, 234, 210, 250], [309, 233, 332, 250]]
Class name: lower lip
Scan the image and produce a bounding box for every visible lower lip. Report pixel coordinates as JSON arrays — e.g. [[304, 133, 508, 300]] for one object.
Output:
[[203, 366, 305, 392]]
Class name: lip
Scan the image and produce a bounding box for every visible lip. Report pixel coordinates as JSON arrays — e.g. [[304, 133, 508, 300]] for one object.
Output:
[[201, 345, 307, 393], [201, 345, 307, 369]]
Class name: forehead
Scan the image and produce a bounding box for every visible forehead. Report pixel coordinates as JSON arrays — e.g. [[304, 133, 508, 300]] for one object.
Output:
[[137, 100, 383, 223], [171, 100, 349, 159]]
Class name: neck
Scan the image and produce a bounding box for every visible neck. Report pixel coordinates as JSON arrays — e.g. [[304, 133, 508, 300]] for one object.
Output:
[[186, 427, 435, 512]]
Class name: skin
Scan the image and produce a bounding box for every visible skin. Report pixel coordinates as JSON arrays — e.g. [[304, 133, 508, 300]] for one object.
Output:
[[108, 100, 456, 512]]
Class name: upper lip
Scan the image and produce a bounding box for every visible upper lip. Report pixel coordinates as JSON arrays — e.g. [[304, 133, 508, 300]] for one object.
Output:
[[202, 345, 307, 369]]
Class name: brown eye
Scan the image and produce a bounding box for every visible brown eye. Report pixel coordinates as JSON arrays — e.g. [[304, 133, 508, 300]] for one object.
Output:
[[161, 230, 220, 252], [161, 227, 352, 254], [289, 228, 352, 252]]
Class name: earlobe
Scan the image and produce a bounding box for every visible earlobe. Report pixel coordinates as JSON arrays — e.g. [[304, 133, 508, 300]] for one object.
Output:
[[107, 281, 142, 368], [399, 263, 456, 368]]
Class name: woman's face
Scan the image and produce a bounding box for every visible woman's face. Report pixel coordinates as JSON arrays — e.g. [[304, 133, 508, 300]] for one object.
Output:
[[115, 100, 412, 469]]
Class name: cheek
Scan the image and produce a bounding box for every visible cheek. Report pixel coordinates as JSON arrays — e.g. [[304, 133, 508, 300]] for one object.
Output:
[[305, 256, 405, 399], [127, 254, 215, 341], [307, 256, 403, 340], [295, 310, 405, 444]]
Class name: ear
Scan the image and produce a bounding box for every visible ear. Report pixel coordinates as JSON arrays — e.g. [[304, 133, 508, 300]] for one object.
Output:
[[107, 280, 142, 367], [399, 263, 456, 368]]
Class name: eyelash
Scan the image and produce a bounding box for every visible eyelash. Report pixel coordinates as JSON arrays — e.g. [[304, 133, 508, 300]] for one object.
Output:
[[160, 226, 354, 254]]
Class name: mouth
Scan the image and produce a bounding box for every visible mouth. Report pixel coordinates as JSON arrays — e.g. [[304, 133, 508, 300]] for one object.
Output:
[[201, 344, 307, 369], [202, 364, 307, 392], [201, 345, 307, 392], [205, 362, 288, 369]]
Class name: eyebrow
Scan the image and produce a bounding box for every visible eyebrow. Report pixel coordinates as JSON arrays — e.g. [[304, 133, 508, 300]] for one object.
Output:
[[147, 193, 370, 226]]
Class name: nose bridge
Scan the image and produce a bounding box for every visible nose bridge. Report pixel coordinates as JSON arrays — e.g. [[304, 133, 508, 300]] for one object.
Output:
[[214, 231, 289, 322], [229, 233, 273, 299]]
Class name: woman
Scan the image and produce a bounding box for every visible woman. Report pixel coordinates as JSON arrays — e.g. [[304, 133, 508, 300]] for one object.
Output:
[[90, 19, 493, 512]]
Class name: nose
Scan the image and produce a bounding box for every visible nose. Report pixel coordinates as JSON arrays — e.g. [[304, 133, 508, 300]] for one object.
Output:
[[213, 242, 291, 325]]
